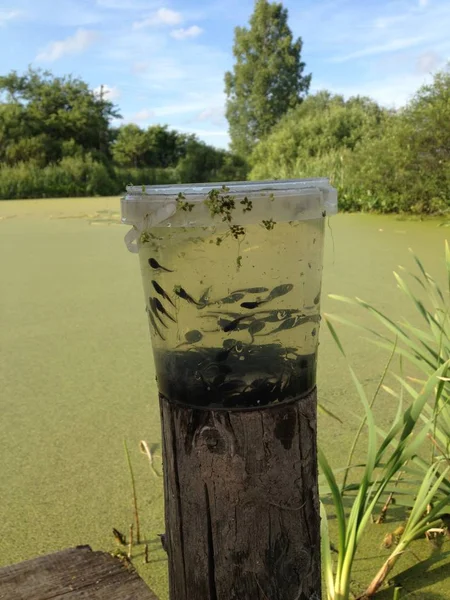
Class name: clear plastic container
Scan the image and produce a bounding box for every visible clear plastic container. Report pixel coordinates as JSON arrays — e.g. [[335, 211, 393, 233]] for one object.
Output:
[[122, 179, 337, 409]]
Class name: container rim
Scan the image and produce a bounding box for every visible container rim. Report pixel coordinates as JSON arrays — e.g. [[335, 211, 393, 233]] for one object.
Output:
[[121, 178, 337, 231], [125, 177, 334, 199]]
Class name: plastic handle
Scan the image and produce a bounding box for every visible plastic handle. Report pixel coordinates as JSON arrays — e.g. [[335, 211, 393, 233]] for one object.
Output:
[[124, 227, 139, 254]]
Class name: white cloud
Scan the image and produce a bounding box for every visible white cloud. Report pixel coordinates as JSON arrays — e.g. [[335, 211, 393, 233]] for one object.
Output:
[[196, 105, 226, 126], [99, 17, 231, 147], [419, 0, 429, 7], [132, 109, 155, 121], [133, 7, 182, 29], [170, 25, 203, 40], [21, 0, 102, 26], [36, 28, 99, 61], [374, 15, 407, 29], [93, 84, 121, 100], [131, 57, 186, 82], [0, 9, 22, 25], [106, 29, 167, 62], [415, 50, 442, 74], [323, 72, 436, 109], [126, 101, 214, 122], [331, 36, 425, 63], [292, 0, 450, 74], [132, 61, 149, 74], [154, 100, 219, 117]]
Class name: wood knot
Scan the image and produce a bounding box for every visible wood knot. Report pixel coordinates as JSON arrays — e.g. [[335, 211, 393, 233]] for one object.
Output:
[[198, 426, 226, 454], [274, 409, 296, 450]]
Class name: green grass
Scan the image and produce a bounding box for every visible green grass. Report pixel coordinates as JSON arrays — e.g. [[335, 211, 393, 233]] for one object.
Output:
[[0, 198, 449, 599]]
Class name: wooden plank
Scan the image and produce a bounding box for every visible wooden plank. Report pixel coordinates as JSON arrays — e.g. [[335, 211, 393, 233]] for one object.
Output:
[[0, 545, 159, 600], [160, 388, 321, 600]]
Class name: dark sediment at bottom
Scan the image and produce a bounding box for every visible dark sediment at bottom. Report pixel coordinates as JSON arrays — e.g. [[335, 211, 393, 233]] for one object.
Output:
[[153, 343, 316, 409]]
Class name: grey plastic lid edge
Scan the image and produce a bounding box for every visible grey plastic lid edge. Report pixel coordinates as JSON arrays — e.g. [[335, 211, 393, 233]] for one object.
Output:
[[125, 178, 335, 198], [121, 178, 338, 226]]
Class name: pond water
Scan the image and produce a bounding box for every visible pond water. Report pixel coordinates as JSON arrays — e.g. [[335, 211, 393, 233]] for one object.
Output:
[[0, 197, 448, 598]]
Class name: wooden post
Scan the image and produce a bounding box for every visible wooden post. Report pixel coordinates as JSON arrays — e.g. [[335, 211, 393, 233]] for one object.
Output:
[[160, 388, 321, 600], [0, 546, 159, 600]]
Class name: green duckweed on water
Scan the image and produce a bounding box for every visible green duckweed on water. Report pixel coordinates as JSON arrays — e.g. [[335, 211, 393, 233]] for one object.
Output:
[[0, 197, 448, 599]]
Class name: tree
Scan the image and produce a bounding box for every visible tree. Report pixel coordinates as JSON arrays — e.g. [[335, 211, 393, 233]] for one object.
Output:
[[0, 67, 120, 165], [176, 138, 248, 182], [403, 67, 450, 178], [224, 0, 310, 156], [250, 92, 387, 181], [112, 124, 194, 168], [145, 125, 192, 168], [347, 65, 450, 213], [112, 124, 148, 167]]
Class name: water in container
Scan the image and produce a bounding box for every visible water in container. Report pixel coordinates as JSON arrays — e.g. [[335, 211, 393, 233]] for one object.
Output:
[[121, 180, 337, 409]]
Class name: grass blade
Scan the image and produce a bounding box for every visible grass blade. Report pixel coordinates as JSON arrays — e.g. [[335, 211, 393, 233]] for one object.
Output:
[[124, 439, 141, 544], [394, 271, 429, 323], [320, 502, 335, 600], [445, 240, 450, 293], [318, 447, 346, 555], [341, 338, 397, 492], [318, 403, 343, 423]]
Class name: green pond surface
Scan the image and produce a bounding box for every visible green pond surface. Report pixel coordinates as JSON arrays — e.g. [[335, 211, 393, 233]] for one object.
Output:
[[0, 197, 449, 599]]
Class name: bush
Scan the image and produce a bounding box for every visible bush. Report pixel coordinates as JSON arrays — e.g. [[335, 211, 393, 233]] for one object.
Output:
[[249, 68, 450, 215], [0, 152, 248, 199], [250, 92, 386, 181], [0, 157, 116, 199], [114, 166, 178, 191], [175, 140, 249, 183]]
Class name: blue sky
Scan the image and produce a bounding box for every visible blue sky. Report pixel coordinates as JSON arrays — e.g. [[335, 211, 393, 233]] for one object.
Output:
[[0, 0, 448, 148]]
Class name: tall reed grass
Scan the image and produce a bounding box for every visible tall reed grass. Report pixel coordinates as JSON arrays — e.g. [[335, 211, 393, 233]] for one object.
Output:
[[322, 243, 450, 598]]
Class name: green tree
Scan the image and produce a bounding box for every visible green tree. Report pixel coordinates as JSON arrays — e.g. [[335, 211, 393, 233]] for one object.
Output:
[[112, 124, 193, 168], [224, 0, 310, 156], [145, 125, 192, 168], [250, 92, 387, 182], [0, 67, 120, 165], [112, 124, 148, 167], [346, 66, 450, 213], [176, 138, 248, 183]]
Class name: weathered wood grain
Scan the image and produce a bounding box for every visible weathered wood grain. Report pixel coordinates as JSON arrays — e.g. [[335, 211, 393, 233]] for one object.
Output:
[[0, 545, 159, 600], [160, 388, 321, 600]]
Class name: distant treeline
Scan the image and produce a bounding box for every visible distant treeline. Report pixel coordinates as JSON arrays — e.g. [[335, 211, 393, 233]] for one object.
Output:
[[0, 68, 247, 200], [0, 66, 449, 213], [0, 151, 247, 200]]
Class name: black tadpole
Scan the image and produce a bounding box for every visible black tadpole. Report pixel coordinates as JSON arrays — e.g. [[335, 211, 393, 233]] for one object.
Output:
[[148, 310, 166, 340], [218, 292, 245, 304], [174, 286, 201, 306], [148, 258, 173, 272], [149, 297, 168, 327], [222, 314, 254, 332], [240, 300, 267, 310], [198, 286, 212, 308], [267, 283, 294, 300], [232, 287, 269, 294], [248, 320, 266, 339], [152, 296, 176, 323], [152, 280, 176, 308], [185, 330, 203, 344]]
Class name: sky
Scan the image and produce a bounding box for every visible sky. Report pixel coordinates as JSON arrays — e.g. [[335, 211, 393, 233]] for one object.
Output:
[[0, 0, 449, 149]]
